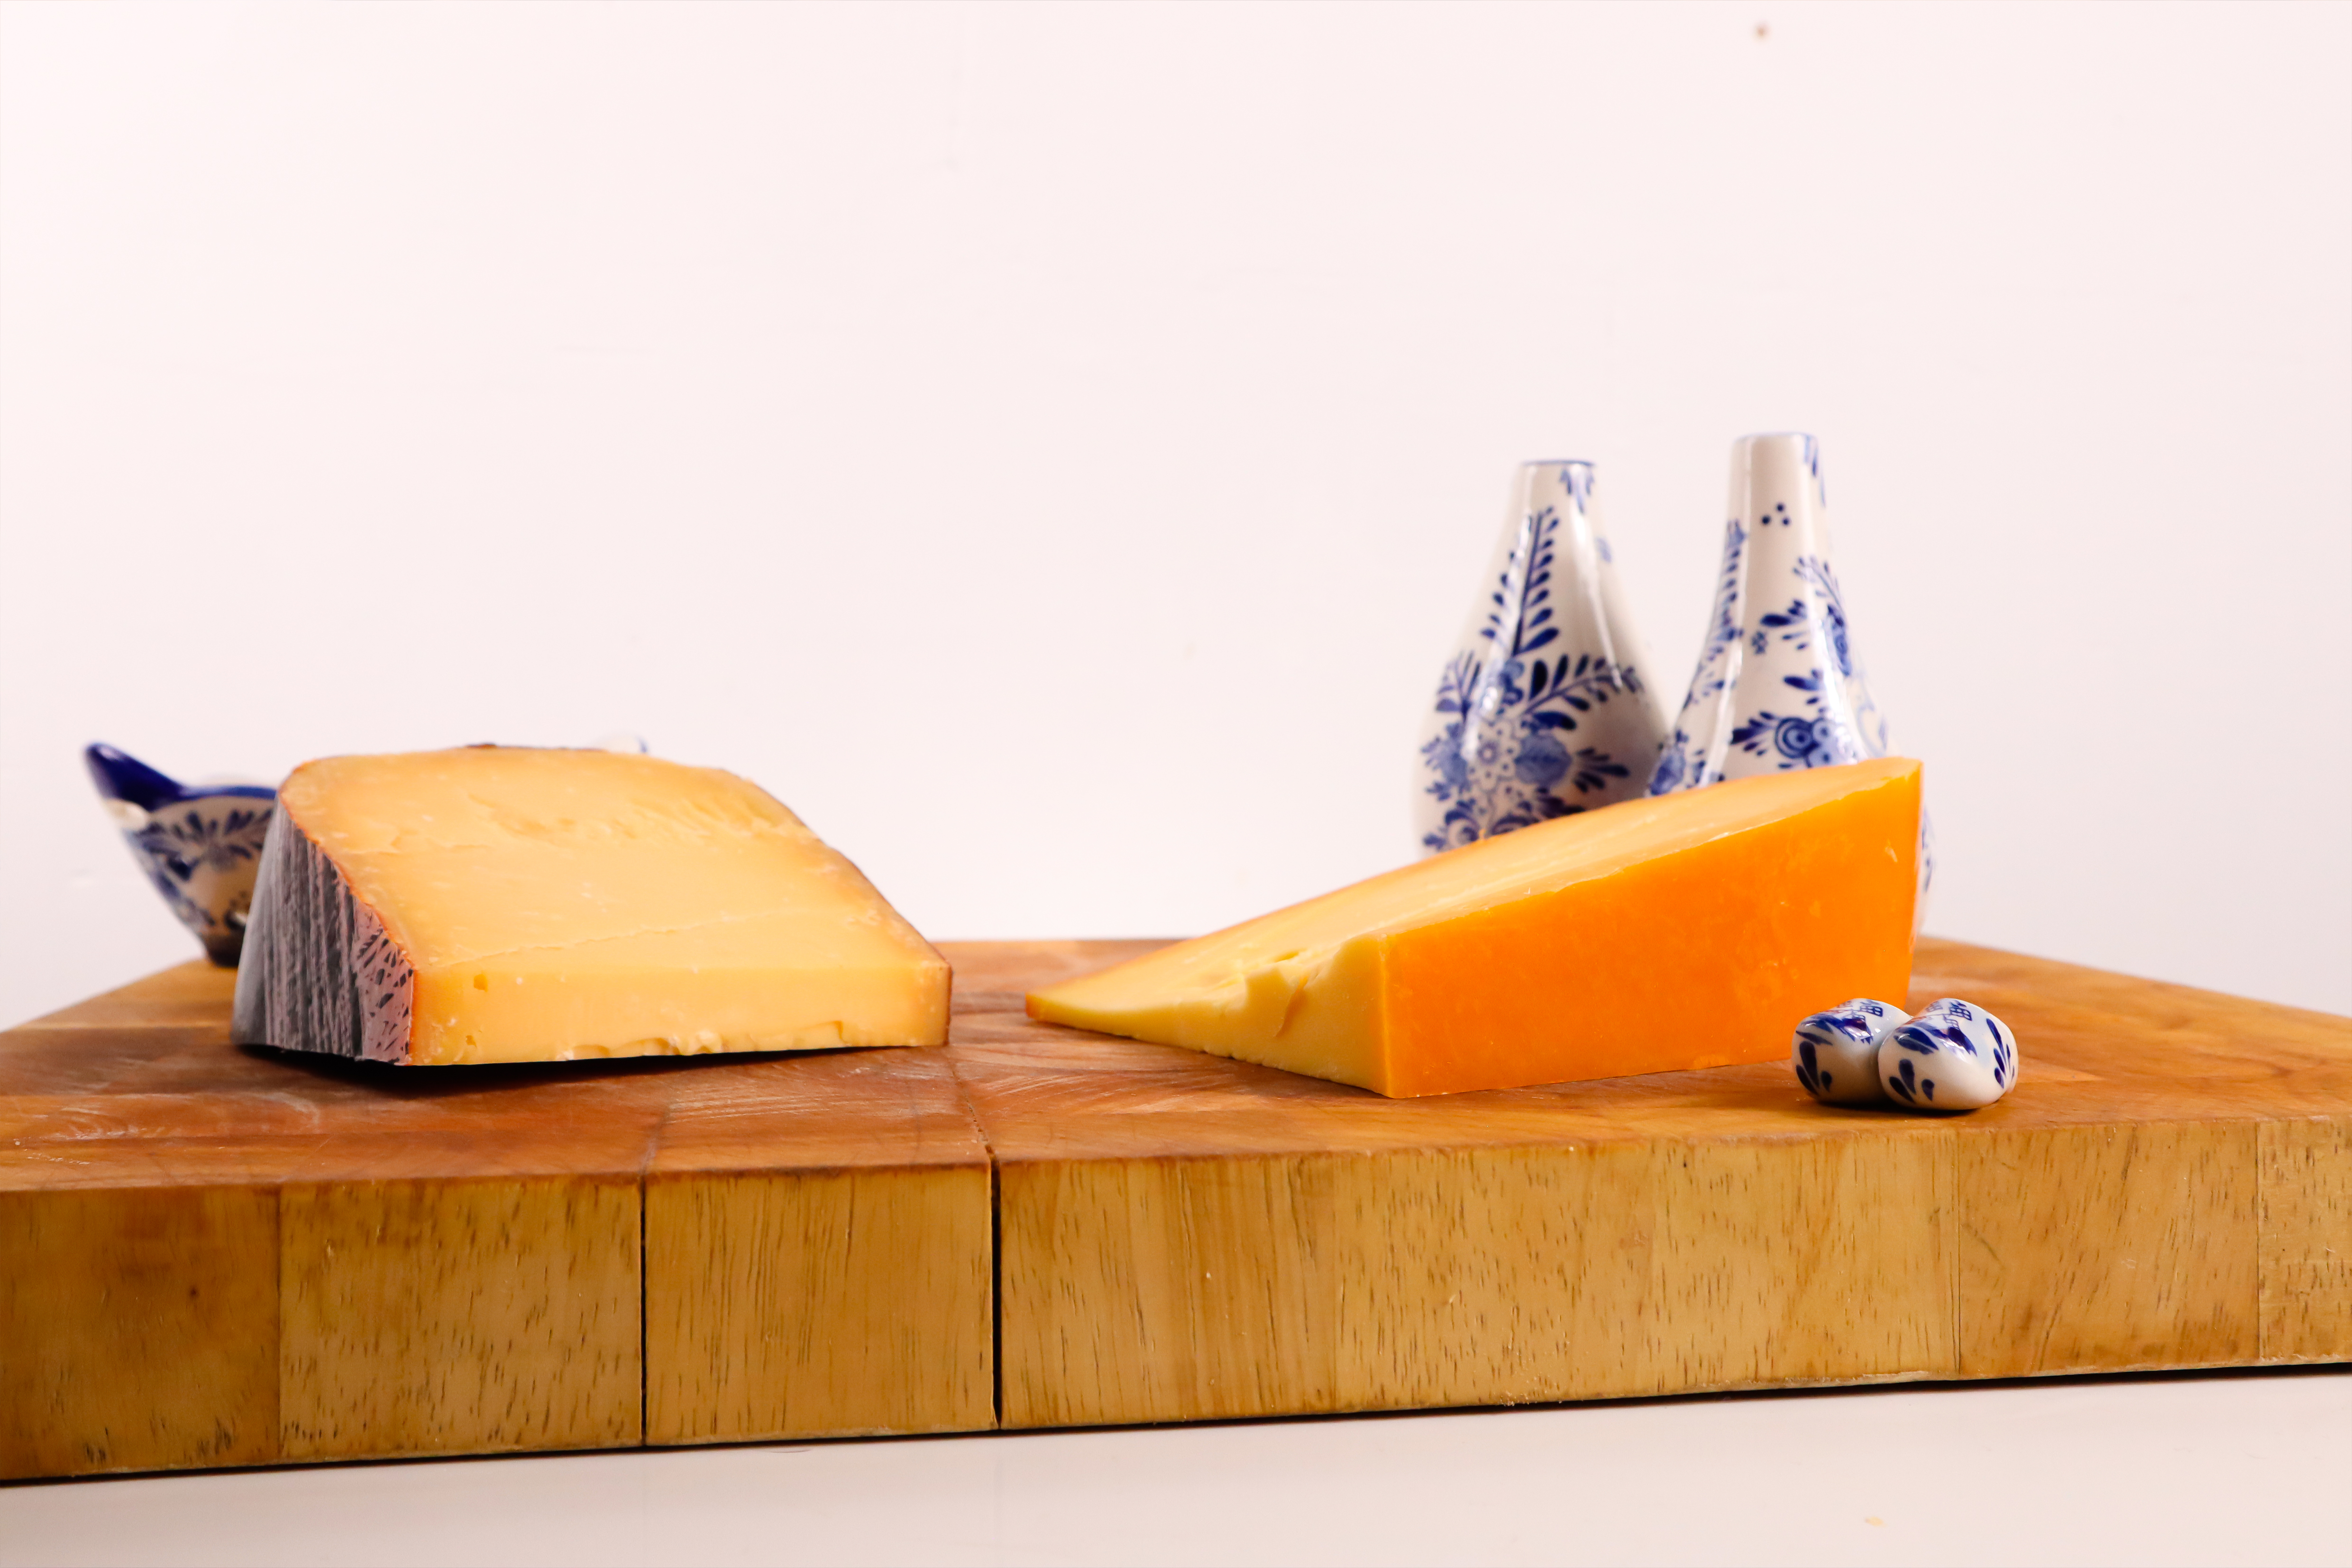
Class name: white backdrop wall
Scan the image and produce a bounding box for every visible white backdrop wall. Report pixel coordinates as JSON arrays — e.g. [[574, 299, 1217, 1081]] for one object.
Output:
[[3, 1, 2347, 1028]]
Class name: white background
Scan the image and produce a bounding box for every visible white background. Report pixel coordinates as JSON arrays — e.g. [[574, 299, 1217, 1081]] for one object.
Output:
[[3, 2, 2349, 1027], [2, 11, 2349, 1564], [3, 1369, 2347, 1568]]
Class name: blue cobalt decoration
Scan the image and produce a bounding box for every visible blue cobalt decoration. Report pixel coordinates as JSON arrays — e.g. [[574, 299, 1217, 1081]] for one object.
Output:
[[1416, 461, 1666, 853], [1791, 996, 1912, 1107], [1648, 434, 1933, 922], [1880, 997, 2017, 1111], [85, 743, 276, 966]]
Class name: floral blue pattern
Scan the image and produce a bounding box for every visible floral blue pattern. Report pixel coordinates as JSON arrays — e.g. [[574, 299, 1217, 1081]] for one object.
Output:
[[1645, 517, 1747, 794], [1883, 997, 2017, 1111], [86, 744, 276, 966], [1791, 996, 1910, 1107], [1417, 463, 1664, 853]]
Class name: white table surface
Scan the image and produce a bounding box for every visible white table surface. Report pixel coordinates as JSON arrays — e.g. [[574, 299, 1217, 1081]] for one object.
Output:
[[3, 1367, 2344, 1568]]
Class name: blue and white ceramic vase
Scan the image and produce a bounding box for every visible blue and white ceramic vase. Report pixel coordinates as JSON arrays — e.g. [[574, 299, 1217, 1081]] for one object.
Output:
[[85, 744, 277, 966], [1416, 461, 1667, 853], [1647, 434, 1933, 914]]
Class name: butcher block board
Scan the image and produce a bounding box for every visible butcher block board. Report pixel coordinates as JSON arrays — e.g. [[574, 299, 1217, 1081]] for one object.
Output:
[[2, 939, 2345, 1480]]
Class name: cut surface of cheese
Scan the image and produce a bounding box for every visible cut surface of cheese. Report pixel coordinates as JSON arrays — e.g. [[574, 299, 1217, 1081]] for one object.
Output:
[[233, 748, 948, 1066], [1027, 758, 1921, 1097]]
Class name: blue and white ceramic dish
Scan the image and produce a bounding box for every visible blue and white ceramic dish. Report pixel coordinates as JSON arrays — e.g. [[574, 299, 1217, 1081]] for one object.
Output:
[[1881, 997, 2017, 1111], [85, 744, 276, 966], [1415, 461, 1666, 853], [1648, 434, 1933, 921], [1792, 997, 1912, 1107]]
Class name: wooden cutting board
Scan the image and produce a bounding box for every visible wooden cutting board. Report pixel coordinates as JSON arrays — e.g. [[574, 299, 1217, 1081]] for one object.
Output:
[[2, 939, 2345, 1479]]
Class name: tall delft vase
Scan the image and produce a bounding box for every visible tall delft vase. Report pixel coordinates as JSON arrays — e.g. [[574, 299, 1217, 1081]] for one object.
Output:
[[1647, 433, 1933, 913], [1416, 461, 1667, 853]]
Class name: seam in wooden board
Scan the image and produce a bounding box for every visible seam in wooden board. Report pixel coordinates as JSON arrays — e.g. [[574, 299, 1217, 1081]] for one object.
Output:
[[1947, 1126, 1961, 1379], [935, 1048, 1007, 1431], [263, 1179, 286, 1470], [989, 1157, 1003, 1432], [275, 1179, 294, 1460], [2250, 1108, 2337, 1366], [639, 1178, 650, 1450], [2254, 1112, 2269, 1365], [638, 1097, 676, 1452], [2250, 1109, 2348, 1367]]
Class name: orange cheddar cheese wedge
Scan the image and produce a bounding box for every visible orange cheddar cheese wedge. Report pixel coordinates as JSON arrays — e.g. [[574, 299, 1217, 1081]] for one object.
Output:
[[1027, 757, 1921, 1096]]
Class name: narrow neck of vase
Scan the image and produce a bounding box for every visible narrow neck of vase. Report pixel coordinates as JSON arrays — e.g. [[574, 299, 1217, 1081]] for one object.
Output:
[[1515, 460, 1597, 529], [1728, 434, 1830, 567], [1479, 458, 1644, 681]]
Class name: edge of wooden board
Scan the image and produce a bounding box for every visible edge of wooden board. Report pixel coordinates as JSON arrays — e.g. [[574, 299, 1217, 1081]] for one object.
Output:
[[2, 941, 2345, 1480]]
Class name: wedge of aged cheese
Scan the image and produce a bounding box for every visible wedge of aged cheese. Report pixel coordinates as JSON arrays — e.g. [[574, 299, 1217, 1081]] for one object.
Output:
[[232, 747, 948, 1066], [1028, 757, 1921, 1096]]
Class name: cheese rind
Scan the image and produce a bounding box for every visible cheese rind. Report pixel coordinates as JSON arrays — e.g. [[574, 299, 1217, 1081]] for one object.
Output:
[[1027, 758, 1921, 1096], [237, 807, 416, 1063], [232, 748, 948, 1066]]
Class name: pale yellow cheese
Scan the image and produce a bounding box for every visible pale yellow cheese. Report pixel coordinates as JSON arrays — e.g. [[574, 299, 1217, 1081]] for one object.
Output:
[[233, 747, 947, 1066]]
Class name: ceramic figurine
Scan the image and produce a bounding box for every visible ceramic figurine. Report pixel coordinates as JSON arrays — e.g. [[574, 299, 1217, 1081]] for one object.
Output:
[[1792, 997, 1912, 1106], [85, 744, 277, 966], [1647, 434, 1932, 917], [1417, 461, 1667, 852], [1881, 997, 2017, 1111]]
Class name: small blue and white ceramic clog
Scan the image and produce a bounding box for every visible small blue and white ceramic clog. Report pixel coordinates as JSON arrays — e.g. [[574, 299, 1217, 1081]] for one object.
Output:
[[1880, 998, 2017, 1111], [1792, 997, 1913, 1106], [85, 744, 277, 966]]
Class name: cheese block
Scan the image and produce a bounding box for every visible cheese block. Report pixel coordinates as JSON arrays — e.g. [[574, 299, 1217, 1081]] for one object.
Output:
[[1027, 757, 1921, 1096], [232, 747, 948, 1066]]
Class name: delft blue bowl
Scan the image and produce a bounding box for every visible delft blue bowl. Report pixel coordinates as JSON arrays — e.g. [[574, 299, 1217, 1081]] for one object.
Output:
[[85, 743, 277, 966]]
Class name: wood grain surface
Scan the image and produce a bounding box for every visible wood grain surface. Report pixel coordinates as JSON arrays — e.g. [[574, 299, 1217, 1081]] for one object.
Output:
[[943, 939, 2351, 1429], [1, 939, 2344, 1479], [0, 964, 993, 1479], [644, 1048, 992, 1445]]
